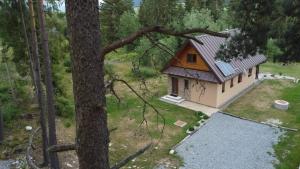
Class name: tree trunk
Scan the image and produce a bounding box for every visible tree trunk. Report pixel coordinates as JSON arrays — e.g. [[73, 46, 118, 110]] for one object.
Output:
[[36, 0, 60, 168], [0, 108, 4, 143], [66, 1, 109, 169], [28, 0, 49, 165], [18, 0, 36, 88]]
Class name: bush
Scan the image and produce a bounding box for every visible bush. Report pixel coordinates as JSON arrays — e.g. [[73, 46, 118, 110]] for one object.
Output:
[[63, 120, 72, 128], [55, 96, 75, 118], [195, 111, 204, 120], [188, 126, 195, 132], [203, 114, 209, 120], [130, 67, 159, 79], [1, 103, 21, 122]]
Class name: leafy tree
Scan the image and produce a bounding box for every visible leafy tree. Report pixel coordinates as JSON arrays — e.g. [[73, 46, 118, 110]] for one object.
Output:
[[117, 11, 140, 50], [183, 9, 220, 31], [139, 0, 181, 26], [0, 0, 29, 77], [185, 0, 224, 19], [100, 0, 134, 44], [265, 38, 283, 62], [279, 0, 300, 62], [136, 36, 177, 68], [217, 0, 300, 62], [217, 0, 276, 59]]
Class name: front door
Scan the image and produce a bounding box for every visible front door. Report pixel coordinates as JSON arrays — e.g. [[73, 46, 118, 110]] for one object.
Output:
[[256, 65, 260, 79], [171, 77, 178, 96]]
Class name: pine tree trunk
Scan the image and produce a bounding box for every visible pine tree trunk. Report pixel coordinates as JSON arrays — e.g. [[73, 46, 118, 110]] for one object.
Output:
[[18, 0, 36, 88], [0, 109, 4, 143], [36, 0, 60, 168], [28, 0, 49, 165], [66, 1, 110, 169]]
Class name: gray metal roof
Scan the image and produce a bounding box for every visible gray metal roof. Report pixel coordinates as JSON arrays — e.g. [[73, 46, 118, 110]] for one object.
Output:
[[190, 33, 267, 82], [163, 66, 219, 83], [163, 30, 267, 83]]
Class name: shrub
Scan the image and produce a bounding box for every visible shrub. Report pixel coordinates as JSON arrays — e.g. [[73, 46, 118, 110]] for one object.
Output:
[[1, 103, 21, 122], [63, 120, 72, 128], [130, 67, 159, 79], [188, 126, 195, 132], [55, 96, 74, 118], [195, 111, 204, 120], [203, 114, 209, 120]]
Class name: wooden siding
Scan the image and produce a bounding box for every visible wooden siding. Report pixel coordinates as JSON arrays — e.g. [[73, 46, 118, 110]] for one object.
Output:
[[170, 43, 210, 71]]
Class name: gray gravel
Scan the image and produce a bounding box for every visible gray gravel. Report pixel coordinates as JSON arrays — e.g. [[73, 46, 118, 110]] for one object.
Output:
[[175, 112, 284, 169], [0, 160, 12, 169]]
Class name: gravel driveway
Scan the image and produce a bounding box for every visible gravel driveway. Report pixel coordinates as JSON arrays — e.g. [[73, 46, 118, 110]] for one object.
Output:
[[175, 112, 284, 169]]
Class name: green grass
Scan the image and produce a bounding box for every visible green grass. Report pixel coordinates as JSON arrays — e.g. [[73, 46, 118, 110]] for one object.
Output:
[[226, 69, 300, 169], [261, 62, 300, 78], [106, 89, 198, 168]]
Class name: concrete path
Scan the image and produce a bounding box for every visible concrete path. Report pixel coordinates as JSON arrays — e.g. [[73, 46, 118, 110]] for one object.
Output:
[[175, 112, 284, 169], [177, 101, 219, 116]]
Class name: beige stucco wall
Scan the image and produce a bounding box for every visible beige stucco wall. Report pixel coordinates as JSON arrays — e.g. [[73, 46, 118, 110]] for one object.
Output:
[[167, 66, 257, 108], [216, 66, 257, 107], [167, 76, 218, 107]]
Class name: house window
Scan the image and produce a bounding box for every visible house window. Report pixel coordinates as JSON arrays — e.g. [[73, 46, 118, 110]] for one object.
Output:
[[238, 74, 243, 83], [222, 83, 225, 93], [230, 78, 234, 88], [187, 54, 197, 63], [248, 68, 253, 77], [184, 79, 189, 89]]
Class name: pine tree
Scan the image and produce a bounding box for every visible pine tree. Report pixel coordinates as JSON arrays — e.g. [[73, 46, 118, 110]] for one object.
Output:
[[138, 0, 180, 26], [100, 0, 134, 44]]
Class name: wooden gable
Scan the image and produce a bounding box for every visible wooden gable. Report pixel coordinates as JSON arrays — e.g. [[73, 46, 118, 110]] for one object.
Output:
[[170, 42, 210, 71]]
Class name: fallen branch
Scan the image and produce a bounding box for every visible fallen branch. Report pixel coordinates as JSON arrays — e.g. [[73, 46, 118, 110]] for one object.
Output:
[[110, 143, 152, 169], [101, 26, 229, 56], [26, 127, 41, 169], [48, 143, 76, 153], [48, 127, 119, 153]]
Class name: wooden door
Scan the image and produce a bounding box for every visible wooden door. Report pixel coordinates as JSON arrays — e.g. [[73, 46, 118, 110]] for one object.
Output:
[[171, 77, 178, 96], [256, 65, 260, 79]]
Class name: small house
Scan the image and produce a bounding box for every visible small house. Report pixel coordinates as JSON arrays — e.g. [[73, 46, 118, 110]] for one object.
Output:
[[162, 30, 266, 108]]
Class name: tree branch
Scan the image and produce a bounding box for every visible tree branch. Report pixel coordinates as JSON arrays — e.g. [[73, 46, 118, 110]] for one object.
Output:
[[48, 127, 118, 153], [101, 26, 229, 56], [48, 144, 76, 153], [110, 143, 152, 169]]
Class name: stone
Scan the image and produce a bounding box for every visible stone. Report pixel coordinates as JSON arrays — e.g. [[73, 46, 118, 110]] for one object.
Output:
[[25, 126, 32, 131], [66, 163, 73, 168], [169, 149, 175, 154]]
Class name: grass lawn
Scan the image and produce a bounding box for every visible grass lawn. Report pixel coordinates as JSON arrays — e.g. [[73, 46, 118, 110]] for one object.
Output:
[[261, 62, 300, 78], [226, 62, 300, 169], [54, 62, 199, 169]]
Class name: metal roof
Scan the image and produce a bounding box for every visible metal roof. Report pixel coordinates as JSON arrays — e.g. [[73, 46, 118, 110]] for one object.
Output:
[[163, 29, 267, 83], [190, 31, 267, 82], [163, 66, 219, 83]]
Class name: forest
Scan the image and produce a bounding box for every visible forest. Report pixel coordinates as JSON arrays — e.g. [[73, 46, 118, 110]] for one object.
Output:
[[0, 0, 299, 169]]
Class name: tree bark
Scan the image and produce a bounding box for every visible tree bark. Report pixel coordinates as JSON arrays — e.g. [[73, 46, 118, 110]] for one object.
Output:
[[18, 0, 36, 88], [0, 108, 4, 143], [28, 0, 49, 165], [66, 1, 109, 169], [36, 0, 60, 168]]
